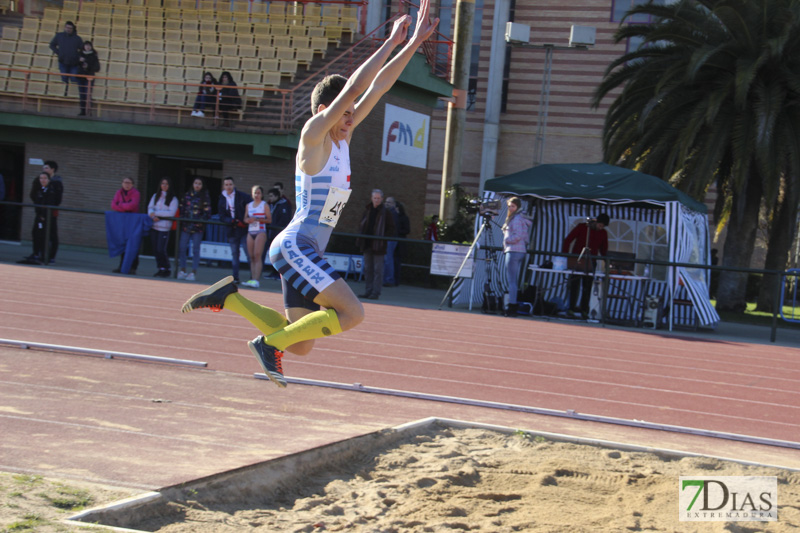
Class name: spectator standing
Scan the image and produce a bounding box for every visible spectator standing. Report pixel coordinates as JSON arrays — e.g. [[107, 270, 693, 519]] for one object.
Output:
[[217, 176, 251, 284], [147, 177, 179, 278], [31, 160, 63, 263], [501, 196, 531, 317], [190, 72, 217, 118], [242, 186, 272, 288], [177, 177, 211, 281], [264, 187, 291, 279], [76, 41, 100, 116], [273, 180, 295, 218], [393, 200, 410, 285], [24, 172, 59, 264], [382, 196, 399, 287], [217, 71, 241, 126], [111, 177, 141, 274], [425, 214, 439, 241], [561, 213, 610, 318], [181, 5, 439, 388], [357, 189, 395, 300], [49, 21, 83, 96]]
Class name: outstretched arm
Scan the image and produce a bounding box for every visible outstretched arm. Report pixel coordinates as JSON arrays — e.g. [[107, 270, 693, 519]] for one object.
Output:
[[301, 0, 439, 146], [351, 0, 439, 131]]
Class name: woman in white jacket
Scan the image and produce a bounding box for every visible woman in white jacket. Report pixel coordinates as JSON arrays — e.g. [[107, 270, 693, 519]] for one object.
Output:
[[502, 196, 531, 316], [148, 177, 179, 278]]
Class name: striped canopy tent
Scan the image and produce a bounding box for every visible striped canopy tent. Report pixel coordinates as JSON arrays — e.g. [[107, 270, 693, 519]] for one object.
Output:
[[474, 162, 719, 328]]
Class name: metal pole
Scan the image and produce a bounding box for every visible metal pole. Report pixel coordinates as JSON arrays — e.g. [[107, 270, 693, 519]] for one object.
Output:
[[770, 272, 782, 343], [43, 206, 52, 265], [478, 0, 511, 192], [439, 220, 486, 309], [440, 0, 475, 224]]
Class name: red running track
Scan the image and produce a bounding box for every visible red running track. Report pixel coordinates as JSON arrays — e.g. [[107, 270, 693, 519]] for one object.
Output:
[[2, 266, 799, 445]]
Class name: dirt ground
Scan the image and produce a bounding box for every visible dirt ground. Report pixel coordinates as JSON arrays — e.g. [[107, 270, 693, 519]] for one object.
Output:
[[6, 427, 796, 533], [0, 472, 137, 532]]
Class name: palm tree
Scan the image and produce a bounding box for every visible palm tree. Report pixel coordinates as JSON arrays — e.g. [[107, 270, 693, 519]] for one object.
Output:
[[593, 0, 800, 312]]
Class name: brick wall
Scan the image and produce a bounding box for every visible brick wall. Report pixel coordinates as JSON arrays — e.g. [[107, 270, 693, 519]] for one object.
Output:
[[342, 93, 430, 240], [425, 0, 627, 215], [22, 143, 141, 249], [18, 92, 434, 250]]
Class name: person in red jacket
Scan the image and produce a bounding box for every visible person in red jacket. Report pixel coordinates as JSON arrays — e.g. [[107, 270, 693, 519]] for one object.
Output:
[[111, 177, 141, 274], [561, 213, 610, 318], [425, 214, 439, 241]]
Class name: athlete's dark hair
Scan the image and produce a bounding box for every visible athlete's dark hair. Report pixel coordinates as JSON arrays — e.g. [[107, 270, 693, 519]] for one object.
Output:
[[311, 74, 347, 114]]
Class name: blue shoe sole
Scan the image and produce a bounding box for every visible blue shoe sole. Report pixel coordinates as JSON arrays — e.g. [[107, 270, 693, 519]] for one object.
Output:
[[248, 339, 287, 388]]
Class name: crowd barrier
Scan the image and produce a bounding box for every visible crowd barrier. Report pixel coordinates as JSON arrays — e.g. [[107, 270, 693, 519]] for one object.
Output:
[[2, 199, 798, 342]]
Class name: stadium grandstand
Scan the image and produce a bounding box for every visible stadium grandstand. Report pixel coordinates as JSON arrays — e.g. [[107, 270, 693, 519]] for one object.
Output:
[[0, 0, 381, 128], [0, 0, 452, 253]]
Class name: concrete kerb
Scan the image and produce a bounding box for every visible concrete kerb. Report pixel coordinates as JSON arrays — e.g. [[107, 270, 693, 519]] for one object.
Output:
[[65, 416, 800, 532]]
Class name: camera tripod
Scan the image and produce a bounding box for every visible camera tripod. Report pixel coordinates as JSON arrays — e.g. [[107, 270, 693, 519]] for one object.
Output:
[[439, 213, 501, 310]]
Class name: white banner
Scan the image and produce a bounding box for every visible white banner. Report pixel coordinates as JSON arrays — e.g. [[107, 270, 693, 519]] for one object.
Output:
[[430, 243, 473, 278], [381, 103, 429, 168]]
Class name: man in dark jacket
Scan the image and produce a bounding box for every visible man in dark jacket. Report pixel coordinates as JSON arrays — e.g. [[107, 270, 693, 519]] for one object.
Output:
[[49, 21, 83, 96], [272, 181, 295, 218], [27, 160, 64, 263], [262, 187, 292, 280], [218, 176, 252, 284], [25, 172, 60, 264], [356, 189, 395, 300]]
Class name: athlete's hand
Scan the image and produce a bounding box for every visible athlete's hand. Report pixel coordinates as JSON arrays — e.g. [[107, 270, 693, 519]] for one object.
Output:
[[411, 0, 439, 43], [387, 14, 411, 46]]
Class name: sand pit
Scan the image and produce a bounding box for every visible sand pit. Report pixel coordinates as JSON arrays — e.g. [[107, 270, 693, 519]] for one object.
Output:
[[67, 421, 799, 532]]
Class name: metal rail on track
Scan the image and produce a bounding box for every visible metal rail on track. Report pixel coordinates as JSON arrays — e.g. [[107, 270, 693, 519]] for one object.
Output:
[[0, 338, 208, 368], [255, 374, 800, 451]]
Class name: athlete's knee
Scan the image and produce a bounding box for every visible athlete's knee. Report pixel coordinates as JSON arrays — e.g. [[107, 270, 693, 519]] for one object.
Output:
[[337, 301, 364, 331]]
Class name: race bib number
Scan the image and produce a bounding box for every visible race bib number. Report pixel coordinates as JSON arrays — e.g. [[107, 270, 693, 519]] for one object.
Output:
[[319, 186, 351, 227]]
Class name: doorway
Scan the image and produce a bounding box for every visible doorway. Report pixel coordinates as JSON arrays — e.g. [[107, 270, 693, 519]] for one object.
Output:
[[142, 155, 224, 258], [0, 143, 26, 242]]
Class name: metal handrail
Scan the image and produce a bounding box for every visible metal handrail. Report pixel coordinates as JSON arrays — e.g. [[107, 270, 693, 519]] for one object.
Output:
[[287, 14, 400, 125], [5, 0, 453, 130], [0, 67, 293, 129], [399, 0, 454, 80]]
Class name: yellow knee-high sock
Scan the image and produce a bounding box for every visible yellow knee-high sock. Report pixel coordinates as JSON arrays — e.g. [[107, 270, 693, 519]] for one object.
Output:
[[266, 309, 343, 352], [223, 293, 289, 336]]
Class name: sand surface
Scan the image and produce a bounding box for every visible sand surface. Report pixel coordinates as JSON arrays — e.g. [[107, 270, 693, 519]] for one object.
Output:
[[114, 427, 800, 532]]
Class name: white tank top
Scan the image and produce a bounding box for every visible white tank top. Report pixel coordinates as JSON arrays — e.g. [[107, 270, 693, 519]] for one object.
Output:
[[285, 139, 352, 250]]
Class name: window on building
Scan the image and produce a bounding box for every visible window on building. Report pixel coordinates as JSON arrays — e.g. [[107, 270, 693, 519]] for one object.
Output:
[[612, 0, 675, 53]]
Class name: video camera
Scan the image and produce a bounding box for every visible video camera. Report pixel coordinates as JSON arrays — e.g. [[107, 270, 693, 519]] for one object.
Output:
[[465, 198, 502, 217]]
